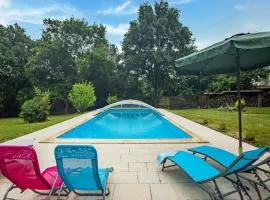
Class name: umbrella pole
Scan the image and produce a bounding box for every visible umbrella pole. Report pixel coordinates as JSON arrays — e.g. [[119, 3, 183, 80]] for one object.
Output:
[[236, 48, 243, 154]]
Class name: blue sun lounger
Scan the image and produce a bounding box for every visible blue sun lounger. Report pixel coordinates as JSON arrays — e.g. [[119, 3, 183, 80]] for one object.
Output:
[[158, 148, 267, 200], [188, 145, 270, 198], [54, 145, 113, 200]]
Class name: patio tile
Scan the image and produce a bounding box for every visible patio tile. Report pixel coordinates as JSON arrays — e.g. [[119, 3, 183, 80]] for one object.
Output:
[[120, 155, 137, 162], [113, 184, 151, 200], [100, 162, 129, 172], [137, 155, 156, 162], [129, 162, 147, 171], [159, 170, 191, 183], [138, 172, 160, 183], [172, 183, 209, 200], [108, 172, 138, 183], [146, 162, 160, 171], [150, 184, 178, 200]]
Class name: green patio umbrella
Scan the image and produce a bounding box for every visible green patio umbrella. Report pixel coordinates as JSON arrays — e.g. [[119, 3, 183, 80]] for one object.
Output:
[[175, 32, 270, 154]]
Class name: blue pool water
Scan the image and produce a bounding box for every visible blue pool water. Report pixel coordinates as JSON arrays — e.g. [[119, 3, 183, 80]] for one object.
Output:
[[58, 109, 192, 139]]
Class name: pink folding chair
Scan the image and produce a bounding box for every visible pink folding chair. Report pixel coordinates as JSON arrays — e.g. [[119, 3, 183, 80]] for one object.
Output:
[[0, 145, 69, 200]]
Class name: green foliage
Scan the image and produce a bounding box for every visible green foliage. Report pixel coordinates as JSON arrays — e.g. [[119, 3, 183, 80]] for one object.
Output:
[[19, 88, 51, 123], [234, 98, 246, 110], [26, 41, 77, 101], [69, 82, 96, 112], [76, 44, 116, 100], [0, 23, 33, 115], [107, 95, 119, 104], [122, 1, 196, 104], [208, 74, 236, 92], [201, 119, 208, 126]]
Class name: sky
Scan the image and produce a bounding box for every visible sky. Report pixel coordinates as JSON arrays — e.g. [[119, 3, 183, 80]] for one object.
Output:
[[0, 0, 270, 50]]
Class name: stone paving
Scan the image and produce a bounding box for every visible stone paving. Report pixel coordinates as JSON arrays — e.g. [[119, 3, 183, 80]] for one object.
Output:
[[0, 109, 269, 200]]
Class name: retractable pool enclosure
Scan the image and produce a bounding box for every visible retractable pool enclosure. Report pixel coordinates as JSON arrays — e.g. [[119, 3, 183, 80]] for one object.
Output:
[[101, 99, 161, 113]]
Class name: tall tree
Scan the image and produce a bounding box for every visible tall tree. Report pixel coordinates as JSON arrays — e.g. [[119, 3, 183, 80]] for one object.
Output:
[[26, 41, 77, 113], [0, 24, 32, 116], [42, 17, 107, 56], [76, 44, 116, 104], [27, 18, 108, 112], [122, 1, 196, 105]]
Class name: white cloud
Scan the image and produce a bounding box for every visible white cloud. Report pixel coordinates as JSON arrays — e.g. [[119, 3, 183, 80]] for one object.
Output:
[[105, 24, 129, 36], [96, 0, 137, 16], [0, 2, 80, 25], [195, 40, 214, 50], [0, 0, 10, 8]]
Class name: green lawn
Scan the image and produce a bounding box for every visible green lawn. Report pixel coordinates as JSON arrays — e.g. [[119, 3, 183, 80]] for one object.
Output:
[[0, 113, 81, 143], [170, 107, 270, 147]]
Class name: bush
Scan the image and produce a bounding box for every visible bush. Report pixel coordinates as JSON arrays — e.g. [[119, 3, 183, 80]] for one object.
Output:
[[69, 82, 96, 112], [201, 119, 208, 126], [218, 123, 227, 132], [20, 89, 51, 123], [107, 95, 118, 104]]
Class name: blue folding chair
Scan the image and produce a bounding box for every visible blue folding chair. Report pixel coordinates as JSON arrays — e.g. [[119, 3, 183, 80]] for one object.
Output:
[[158, 147, 267, 200], [54, 145, 113, 200], [188, 145, 270, 199]]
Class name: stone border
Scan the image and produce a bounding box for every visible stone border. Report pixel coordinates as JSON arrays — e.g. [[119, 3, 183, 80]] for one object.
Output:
[[40, 109, 208, 144]]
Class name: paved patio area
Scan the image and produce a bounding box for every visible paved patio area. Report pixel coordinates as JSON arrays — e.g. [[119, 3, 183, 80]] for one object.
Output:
[[0, 109, 269, 200]]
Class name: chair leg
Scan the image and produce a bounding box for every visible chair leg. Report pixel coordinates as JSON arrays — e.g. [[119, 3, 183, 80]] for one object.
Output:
[[56, 183, 65, 200], [2, 184, 17, 200], [48, 174, 60, 200], [213, 180, 224, 200], [235, 174, 252, 200]]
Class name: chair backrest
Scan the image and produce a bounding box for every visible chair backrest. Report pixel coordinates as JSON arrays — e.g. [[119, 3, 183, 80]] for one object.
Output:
[[0, 145, 51, 190], [54, 145, 103, 191], [224, 147, 268, 175]]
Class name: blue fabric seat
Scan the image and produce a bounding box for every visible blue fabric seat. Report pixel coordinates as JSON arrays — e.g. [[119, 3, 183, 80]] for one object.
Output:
[[158, 147, 268, 199], [188, 145, 268, 169], [168, 151, 220, 182], [54, 145, 113, 199]]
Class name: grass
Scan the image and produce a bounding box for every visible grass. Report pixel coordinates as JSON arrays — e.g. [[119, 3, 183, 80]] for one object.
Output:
[[0, 113, 81, 143], [170, 107, 270, 147]]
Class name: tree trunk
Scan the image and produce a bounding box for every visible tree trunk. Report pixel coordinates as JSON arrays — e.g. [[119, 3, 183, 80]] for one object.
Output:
[[64, 98, 69, 114]]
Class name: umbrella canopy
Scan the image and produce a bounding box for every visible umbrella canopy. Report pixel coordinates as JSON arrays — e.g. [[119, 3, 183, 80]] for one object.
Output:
[[175, 32, 270, 154], [176, 32, 270, 75]]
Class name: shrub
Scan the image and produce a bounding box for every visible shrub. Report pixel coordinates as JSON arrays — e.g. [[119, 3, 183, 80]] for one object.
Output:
[[107, 95, 118, 104], [69, 82, 96, 112], [234, 98, 246, 110], [201, 119, 208, 126], [218, 123, 227, 132], [20, 89, 51, 123]]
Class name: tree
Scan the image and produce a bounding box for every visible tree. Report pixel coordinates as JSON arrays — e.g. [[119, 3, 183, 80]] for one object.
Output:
[[42, 18, 107, 57], [76, 44, 117, 103], [122, 1, 196, 105], [69, 82, 96, 112], [26, 41, 77, 113], [27, 18, 108, 113], [0, 24, 33, 116]]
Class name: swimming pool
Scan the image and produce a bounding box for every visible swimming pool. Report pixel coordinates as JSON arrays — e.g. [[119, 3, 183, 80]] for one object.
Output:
[[58, 108, 192, 139]]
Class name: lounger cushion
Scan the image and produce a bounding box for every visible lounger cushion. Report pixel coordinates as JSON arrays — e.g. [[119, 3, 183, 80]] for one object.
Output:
[[189, 146, 236, 167], [168, 151, 220, 183]]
